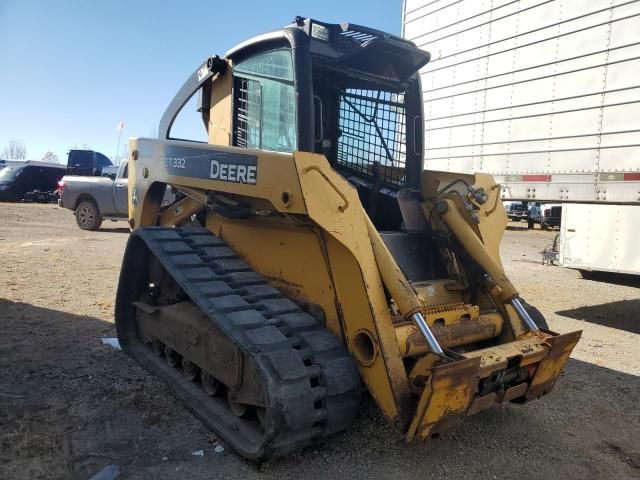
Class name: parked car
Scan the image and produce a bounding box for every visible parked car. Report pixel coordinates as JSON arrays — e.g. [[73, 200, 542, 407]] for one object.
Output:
[[504, 201, 529, 222], [58, 160, 175, 230], [541, 204, 562, 230], [526, 203, 562, 230], [66, 149, 113, 176], [58, 160, 129, 230], [0, 161, 66, 202]]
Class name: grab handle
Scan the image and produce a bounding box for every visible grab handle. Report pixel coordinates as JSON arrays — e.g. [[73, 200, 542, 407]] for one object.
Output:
[[303, 165, 349, 212]]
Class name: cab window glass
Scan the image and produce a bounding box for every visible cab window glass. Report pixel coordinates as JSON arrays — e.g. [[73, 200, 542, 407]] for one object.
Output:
[[234, 50, 294, 81], [233, 49, 296, 153]]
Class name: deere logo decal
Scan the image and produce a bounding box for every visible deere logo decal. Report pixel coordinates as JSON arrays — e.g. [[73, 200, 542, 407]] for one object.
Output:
[[210, 159, 257, 184], [163, 145, 258, 185]]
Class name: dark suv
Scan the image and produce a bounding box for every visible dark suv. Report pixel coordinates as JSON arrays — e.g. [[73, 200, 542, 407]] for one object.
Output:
[[0, 161, 66, 202], [66, 150, 112, 176]]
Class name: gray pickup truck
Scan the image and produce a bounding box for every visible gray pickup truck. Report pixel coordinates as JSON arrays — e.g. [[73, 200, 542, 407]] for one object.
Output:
[[58, 160, 130, 230]]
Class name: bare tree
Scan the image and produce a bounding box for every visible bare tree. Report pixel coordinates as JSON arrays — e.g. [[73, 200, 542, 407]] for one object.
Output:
[[2, 139, 27, 160], [42, 151, 60, 163]]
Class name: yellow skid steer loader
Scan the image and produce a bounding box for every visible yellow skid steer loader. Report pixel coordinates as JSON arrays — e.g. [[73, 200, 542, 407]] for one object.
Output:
[[115, 17, 581, 460]]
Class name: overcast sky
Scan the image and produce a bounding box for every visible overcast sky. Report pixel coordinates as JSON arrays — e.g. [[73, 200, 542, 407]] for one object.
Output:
[[0, 0, 402, 163]]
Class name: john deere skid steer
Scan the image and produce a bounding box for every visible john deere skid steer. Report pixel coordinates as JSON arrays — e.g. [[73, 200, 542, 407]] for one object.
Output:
[[115, 18, 581, 460]]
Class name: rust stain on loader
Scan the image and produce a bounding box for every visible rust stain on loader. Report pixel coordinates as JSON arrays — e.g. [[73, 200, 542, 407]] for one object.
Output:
[[526, 330, 582, 400], [406, 356, 481, 442]]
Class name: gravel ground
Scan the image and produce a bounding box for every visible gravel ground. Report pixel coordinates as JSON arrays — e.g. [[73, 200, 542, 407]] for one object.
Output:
[[0, 203, 638, 479]]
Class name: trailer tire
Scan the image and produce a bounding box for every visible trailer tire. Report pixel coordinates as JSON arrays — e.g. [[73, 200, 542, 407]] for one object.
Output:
[[75, 200, 103, 231]]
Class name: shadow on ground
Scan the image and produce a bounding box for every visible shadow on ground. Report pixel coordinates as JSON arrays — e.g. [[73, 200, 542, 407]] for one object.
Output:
[[556, 299, 640, 334], [1, 299, 639, 480], [96, 226, 130, 234], [579, 270, 640, 288], [0, 298, 207, 480]]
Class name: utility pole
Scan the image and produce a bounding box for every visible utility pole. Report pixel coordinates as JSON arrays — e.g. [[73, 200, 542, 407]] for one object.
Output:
[[114, 120, 125, 165]]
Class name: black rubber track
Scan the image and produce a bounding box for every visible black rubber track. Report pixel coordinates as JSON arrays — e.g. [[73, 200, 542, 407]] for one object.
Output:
[[115, 226, 361, 460]]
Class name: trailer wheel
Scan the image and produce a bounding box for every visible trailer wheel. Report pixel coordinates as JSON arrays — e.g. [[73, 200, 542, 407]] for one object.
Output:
[[76, 200, 103, 231]]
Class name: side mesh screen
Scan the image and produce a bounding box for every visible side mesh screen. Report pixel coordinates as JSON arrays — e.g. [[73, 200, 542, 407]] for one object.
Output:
[[233, 77, 262, 149], [337, 89, 407, 187]]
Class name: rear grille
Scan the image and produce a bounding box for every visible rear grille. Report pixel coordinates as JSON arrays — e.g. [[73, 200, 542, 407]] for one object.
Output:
[[337, 89, 407, 187]]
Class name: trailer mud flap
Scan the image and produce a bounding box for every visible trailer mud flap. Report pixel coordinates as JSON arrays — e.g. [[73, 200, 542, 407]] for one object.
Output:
[[405, 356, 481, 442], [526, 330, 582, 400]]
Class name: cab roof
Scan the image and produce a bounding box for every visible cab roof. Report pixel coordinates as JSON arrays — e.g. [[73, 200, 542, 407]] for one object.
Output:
[[225, 17, 430, 86]]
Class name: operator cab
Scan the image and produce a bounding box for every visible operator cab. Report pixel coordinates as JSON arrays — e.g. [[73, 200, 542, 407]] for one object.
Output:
[[161, 17, 429, 231], [224, 18, 429, 231], [160, 17, 436, 280]]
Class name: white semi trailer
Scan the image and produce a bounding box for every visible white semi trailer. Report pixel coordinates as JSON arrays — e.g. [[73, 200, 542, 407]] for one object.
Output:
[[403, 0, 640, 275]]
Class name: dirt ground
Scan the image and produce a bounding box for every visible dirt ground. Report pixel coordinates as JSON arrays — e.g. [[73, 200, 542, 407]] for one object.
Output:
[[1, 203, 639, 480]]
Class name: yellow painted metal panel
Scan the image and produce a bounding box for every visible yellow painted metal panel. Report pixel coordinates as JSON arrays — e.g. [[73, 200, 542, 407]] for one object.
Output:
[[294, 151, 413, 427]]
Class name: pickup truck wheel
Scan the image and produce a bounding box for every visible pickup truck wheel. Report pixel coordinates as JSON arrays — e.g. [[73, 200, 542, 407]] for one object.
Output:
[[76, 201, 103, 230]]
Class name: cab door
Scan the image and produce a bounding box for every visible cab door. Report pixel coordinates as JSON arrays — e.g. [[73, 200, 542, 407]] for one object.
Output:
[[231, 49, 297, 153]]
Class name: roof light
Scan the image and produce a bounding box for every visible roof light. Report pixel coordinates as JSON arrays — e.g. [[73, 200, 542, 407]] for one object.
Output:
[[311, 22, 329, 42]]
